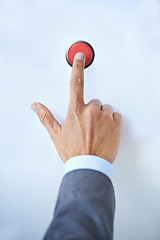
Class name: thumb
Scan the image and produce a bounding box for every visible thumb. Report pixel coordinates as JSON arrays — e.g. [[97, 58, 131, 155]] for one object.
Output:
[[31, 102, 61, 138]]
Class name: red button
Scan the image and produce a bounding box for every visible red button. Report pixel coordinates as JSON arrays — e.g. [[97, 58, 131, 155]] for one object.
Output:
[[66, 41, 95, 69]]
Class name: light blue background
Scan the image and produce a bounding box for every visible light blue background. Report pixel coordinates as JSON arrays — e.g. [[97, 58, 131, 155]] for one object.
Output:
[[0, 0, 160, 239]]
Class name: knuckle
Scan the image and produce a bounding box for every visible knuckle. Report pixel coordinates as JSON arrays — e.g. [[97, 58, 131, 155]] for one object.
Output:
[[106, 104, 113, 108], [74, 63, 83, 68], [71, 78, 83, 86], [103, 113, 113, 122], [87, 105, 98, 114], [104, 113, 111, 119], [89, 99, 101, 106], [39, 112, 50, 124], [93, 98, 101, 103], [103, 104, 114, 111]]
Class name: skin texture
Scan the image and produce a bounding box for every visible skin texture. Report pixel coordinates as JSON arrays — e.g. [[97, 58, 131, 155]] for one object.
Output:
[[31, 52, 122, 164]]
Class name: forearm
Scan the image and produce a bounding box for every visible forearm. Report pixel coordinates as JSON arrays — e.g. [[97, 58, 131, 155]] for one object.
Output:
[[43, 169, 116, 240]]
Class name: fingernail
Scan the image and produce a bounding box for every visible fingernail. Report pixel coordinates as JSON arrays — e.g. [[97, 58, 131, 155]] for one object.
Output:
[[75, 52, 84, 60], [75, 52, 85, 65], [31, 103, 39, 114]]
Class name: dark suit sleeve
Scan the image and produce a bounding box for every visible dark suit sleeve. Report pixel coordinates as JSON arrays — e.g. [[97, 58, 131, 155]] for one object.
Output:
[[42, 169, 116, 240]]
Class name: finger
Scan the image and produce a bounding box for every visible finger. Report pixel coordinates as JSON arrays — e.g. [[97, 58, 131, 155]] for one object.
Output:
[[86, 99, 102, 110], [68, 52, 85, 112], [113, 112, 122, 125], [101, 104, 114, 119], [31, 102, 61, 139]]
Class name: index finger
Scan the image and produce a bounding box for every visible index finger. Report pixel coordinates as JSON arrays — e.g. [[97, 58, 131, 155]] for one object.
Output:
[[68, 52, 85, 112]]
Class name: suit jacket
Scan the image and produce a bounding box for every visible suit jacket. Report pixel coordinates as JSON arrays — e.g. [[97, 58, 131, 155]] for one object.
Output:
[[43, 169, 116, 240]]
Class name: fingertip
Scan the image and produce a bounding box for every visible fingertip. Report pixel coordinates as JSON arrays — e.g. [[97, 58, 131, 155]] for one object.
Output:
[[31, 102, 39, 114], [73, 52, 85, 66], [75, 52, 85, 60], [113, 112, 122, 124]]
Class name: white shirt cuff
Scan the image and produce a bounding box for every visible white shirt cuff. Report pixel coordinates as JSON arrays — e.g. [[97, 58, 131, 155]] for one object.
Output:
[[64, 155, 113, 181]]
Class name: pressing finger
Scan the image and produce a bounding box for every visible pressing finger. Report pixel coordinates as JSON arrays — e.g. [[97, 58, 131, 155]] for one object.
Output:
[[102, 104, 114, 119], [68, 52, 85, 112]]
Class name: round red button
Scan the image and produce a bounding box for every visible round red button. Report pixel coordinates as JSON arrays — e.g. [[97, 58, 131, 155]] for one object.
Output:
[[65, 41, 95, 69]]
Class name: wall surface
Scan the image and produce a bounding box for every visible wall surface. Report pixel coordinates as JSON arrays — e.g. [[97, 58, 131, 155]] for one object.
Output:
[[0, 0, 160, 239]]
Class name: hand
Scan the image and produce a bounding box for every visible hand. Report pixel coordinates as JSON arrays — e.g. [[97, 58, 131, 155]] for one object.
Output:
[[31, 52, 122, 164]]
